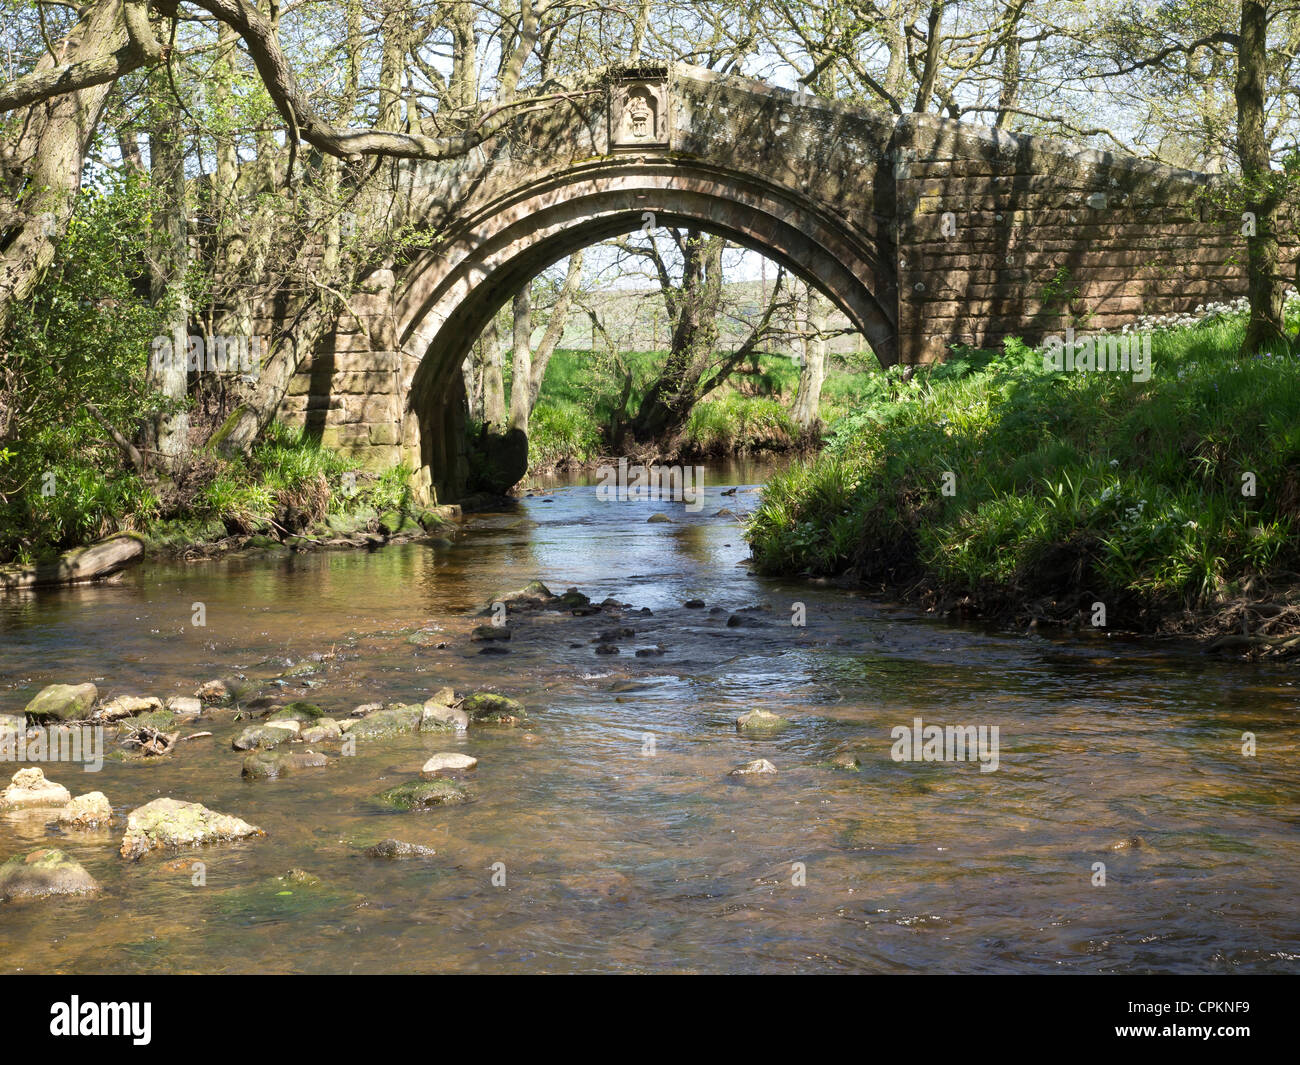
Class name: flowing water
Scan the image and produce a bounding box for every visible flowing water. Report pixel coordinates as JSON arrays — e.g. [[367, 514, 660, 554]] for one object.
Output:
[[1, 460, 1297, 973]]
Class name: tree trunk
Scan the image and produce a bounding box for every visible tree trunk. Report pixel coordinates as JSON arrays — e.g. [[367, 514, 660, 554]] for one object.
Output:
[[528, 250, 584, 409], [509, 288, 532, 433], [146, 64, 191, 466], [1235, 0, 1288, 354], [792, 282, 827, 431], [481, 314, 506, 428], [0, 0, 128, 336]]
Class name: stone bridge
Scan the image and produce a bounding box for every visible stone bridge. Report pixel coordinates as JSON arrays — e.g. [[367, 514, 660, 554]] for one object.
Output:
[[272, 62, 1297, 504]]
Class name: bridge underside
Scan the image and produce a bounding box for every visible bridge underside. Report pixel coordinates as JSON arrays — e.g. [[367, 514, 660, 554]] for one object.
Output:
[[269, 63, 1298, 504]]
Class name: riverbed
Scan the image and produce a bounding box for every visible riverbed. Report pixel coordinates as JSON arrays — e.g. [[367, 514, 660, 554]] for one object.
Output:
[[1, 462, 1297, 973]]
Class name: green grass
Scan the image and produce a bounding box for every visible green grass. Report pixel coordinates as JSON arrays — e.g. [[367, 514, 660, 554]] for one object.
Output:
[[747, 310, 1300, 631]]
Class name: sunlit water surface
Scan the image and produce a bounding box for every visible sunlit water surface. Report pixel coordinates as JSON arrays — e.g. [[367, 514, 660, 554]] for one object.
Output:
[[1, 460, 1297, 973]]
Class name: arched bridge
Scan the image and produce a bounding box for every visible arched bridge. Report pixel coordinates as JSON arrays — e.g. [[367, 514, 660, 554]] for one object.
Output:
[[272, 63, 1297, 504]]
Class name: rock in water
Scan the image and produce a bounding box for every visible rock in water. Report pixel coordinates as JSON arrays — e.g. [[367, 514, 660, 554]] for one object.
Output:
[[375, 779, 468, 810], [241, 750, 329, 780], [365, 839, 437, 859], [461, 692, 527, 725], [729, 758, 777, 776], [0, 767, 71, 809], [195, 679, 232, 705], [231, 723, 298, 750], [166, 696, 203, 718], [23, 683, 97, 722], [647, 513, 673, 523], [421, 752, 478, 776], [97, 695, 162, 722], [58, 792, 113, 828], [735, 709, 789, 735], [421, 702, 469, 732], [0, 848, 99, 901], [119, 797, 264, 860]]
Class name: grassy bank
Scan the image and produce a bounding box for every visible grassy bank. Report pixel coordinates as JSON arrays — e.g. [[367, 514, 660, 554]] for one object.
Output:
[[521, 347, 876, 470], [1, 422, 443, 566], [747, 306, 1300, 651]]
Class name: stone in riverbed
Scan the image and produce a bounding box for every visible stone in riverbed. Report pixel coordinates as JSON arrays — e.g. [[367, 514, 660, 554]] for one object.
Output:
[[241, 749, 329, 780], [491, 580, 554, 610], [461, 692, 527, 726], [735, 708, 789, 735], [350, 702, 383, 717], [118, 797, 264, 860], [471, 624, 511, 642], [365, 838, 437, 860], [421, 752, 477, 776], [24, 683, 97, 722], [266, 701, 325, 724], [0, 767, 71, 809], [344, 704, 422, 740], [0, 848, 99, 901], [232, 723, 298, 750], [729, 758, 777, 776], [647, 513, 673, 523], [421, 702, 469, 732], [375, 779, 468, 810], [97, 695, 163, 722], [58, 791, 113, 828], [166, 696, 203, 718], [195, 679, 233, 705], [300, 718, 342, 743]]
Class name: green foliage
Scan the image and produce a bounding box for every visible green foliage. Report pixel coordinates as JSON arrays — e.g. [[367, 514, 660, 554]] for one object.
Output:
[[0, 169, 165, 562], [748, 313, 1300, 624]]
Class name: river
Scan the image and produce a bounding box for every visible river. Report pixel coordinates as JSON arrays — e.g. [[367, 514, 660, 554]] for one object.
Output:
[[1, 460, 1297, 973]]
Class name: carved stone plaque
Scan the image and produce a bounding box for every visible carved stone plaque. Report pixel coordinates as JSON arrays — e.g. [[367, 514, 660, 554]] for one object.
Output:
[[610, 80, 669, 149]]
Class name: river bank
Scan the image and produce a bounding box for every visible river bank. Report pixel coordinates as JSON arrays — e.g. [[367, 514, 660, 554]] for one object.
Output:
[[746, 307, 1300, 657]]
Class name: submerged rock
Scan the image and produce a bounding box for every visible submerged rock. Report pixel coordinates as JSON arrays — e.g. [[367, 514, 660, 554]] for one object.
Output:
[[119, 797, 264, 860], [461, 692, 527, 726], [421, 701, 469, 732], [827, 752, 862, 772], [300, 718, 343, 743], [267, 701, 325, 724], [735, 709, 789, 735], [345, 704, 422, 740], [647, 513, 673, 523], [195, 679, 233, 705], [24, 683, 97, 722], [421, 752, 478, 776], [58, 791, 113, 828], [729, 758, 777, 776], [365, 838, 437, 860], [471, 624, 511, 642], [0, 848, 98, 901], [242, 749, 329, 780], [0, 767, 71, 809], [375, 779, 468, 810], [232, 723, 298, 751]]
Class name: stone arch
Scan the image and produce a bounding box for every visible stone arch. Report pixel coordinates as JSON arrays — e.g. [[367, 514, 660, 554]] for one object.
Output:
[[395, 158, 898, 503]]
